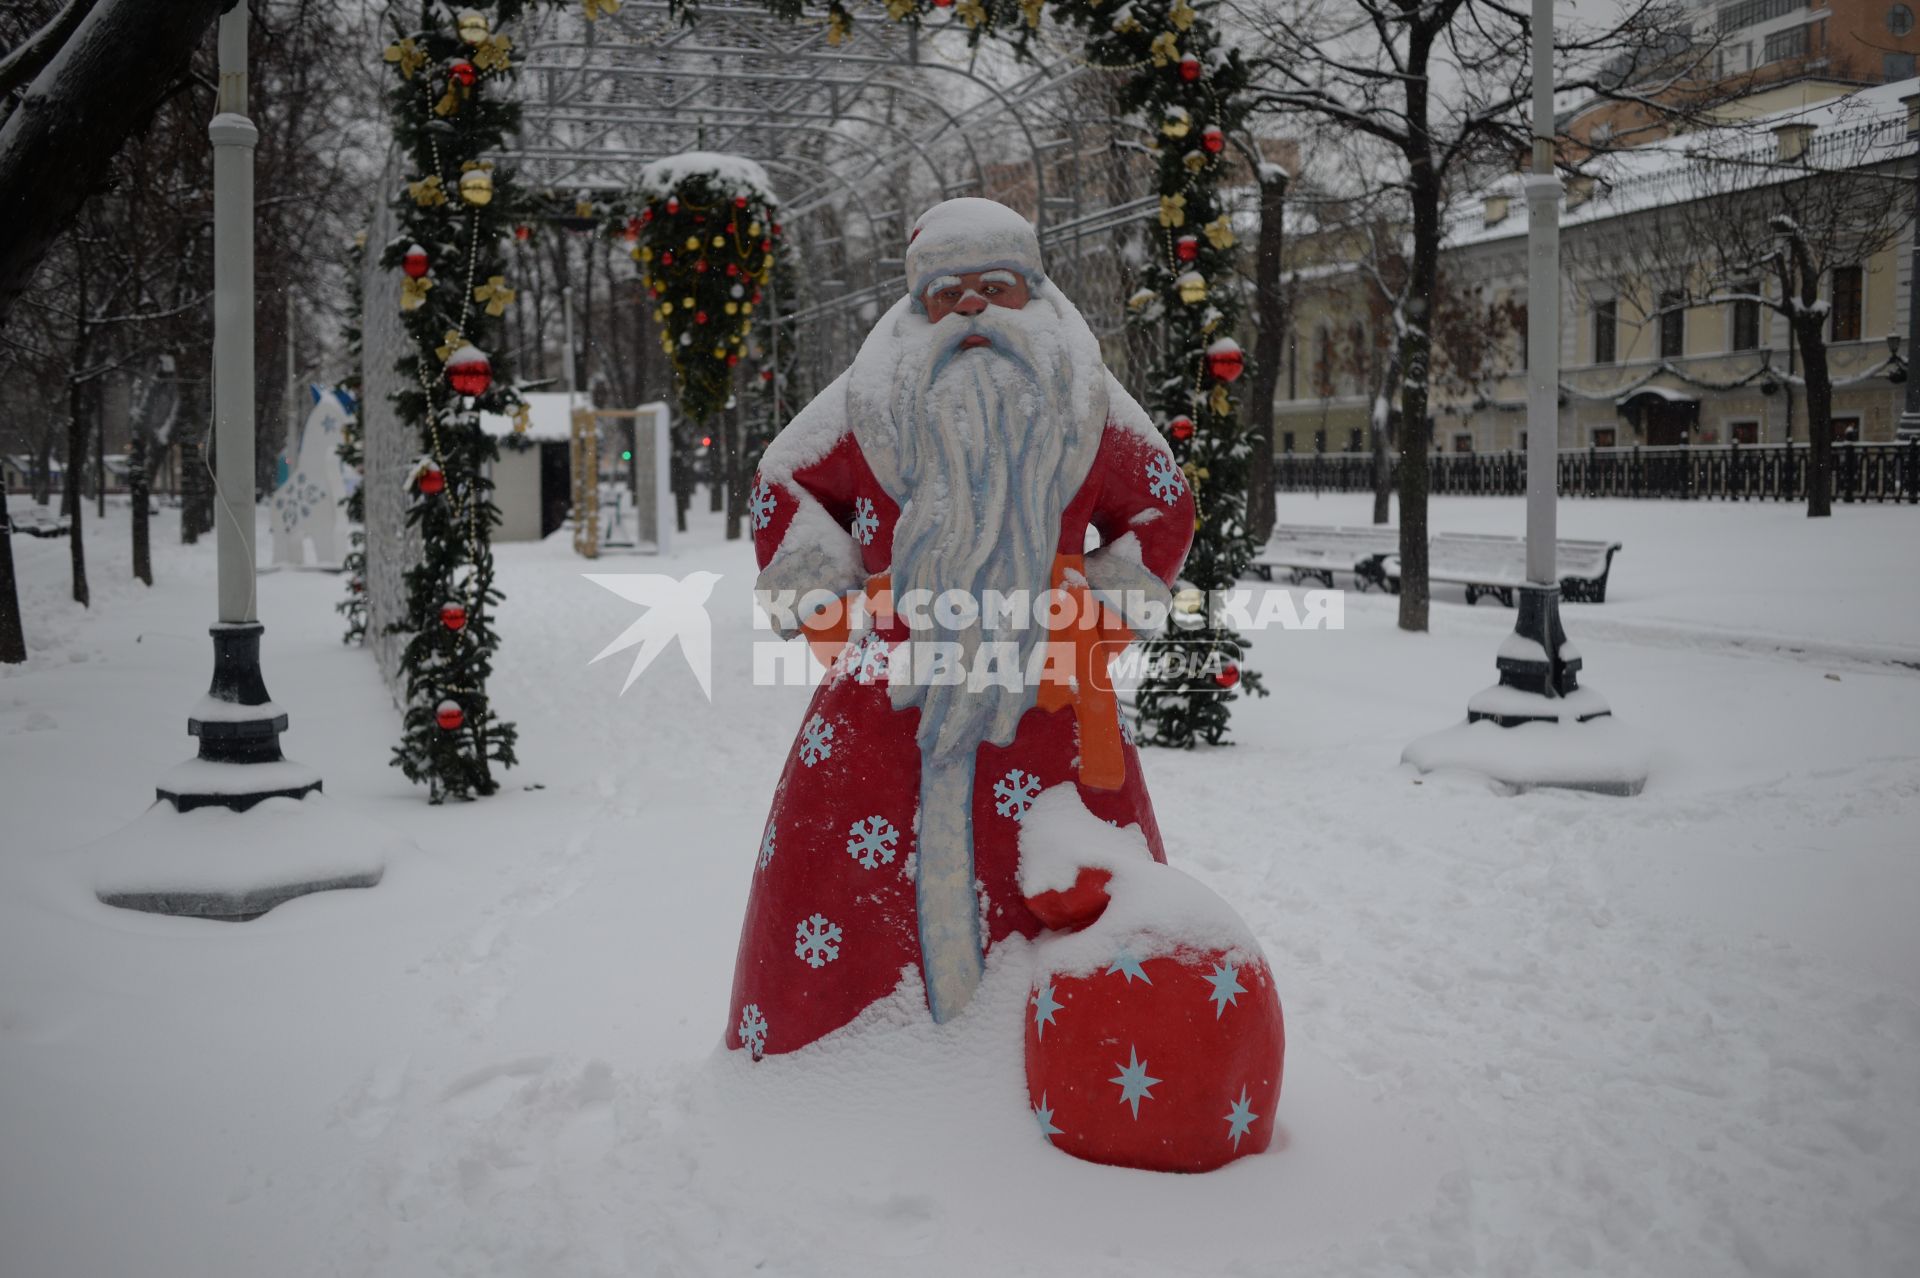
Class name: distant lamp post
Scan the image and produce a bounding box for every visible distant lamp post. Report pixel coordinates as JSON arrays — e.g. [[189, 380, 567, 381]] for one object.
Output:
[[1899, 92, 1920, 438], [1402, 0, 1650, 796]]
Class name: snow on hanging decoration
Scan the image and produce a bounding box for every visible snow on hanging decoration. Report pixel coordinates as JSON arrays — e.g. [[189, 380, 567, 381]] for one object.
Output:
[[631, 153, 781, 424]]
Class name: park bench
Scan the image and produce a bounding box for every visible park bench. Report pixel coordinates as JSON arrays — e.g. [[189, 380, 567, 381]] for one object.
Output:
[[4, 505, 70, 539], [1247, 524, 1622, 604], [1381, 532, 1622, 605], [1246, 524, 1400, 591]]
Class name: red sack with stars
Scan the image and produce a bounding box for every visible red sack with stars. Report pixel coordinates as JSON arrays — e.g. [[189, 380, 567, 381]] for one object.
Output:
[[1018, 789, 1285, 1173]]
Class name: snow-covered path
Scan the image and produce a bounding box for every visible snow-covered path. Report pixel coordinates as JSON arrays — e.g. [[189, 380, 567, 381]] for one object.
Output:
[[2, 495, 1917, 1276]]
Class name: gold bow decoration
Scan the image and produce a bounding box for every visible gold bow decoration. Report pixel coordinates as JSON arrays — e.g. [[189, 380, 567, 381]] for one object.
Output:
[[474, 275, 516, 317], [1209, 383, 1231, 416], [434, 83, 465, 118], [1170, 0, 1197, 32], [512, 403, 532, 435], [383, 38, 426, 80], [1020, 0, 1044, 28], [1203, 214, 1236, 250], [956, 0, 988, 29], [473, 34, 513, 73], [1158, 193, 1187, 227], [408, 175, 448, 207], [1149, 32, 1179, 66], [582, 0, 620, 19], [436, 329, 466, 363], [401, 275, 434, 312], [885, 0, 915, 18], [1183, 149, 1208, 173], [827, 7, 851, 44]]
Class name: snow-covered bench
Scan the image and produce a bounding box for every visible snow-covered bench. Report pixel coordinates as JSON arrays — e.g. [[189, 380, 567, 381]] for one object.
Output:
[[1382, 533, 1623, 605], [1246, 525, 1400, 591], [4, 505, 69, 539]]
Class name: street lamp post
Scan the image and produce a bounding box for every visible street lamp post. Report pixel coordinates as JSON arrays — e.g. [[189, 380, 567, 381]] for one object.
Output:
[[153, 2, 320, 817], [1401, 0, 1647, 795]]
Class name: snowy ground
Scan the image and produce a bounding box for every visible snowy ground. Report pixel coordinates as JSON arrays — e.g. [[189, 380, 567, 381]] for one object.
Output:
[[2, 492, 1917, 1277]]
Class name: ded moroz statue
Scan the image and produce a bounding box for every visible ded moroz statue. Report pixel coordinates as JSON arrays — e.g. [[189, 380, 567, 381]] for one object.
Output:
[[730, 199, 1283, 1173]]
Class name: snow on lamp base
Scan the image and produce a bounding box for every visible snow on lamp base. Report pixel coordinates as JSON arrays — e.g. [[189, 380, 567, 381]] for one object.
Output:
[[1403, 584, 1650, 796]]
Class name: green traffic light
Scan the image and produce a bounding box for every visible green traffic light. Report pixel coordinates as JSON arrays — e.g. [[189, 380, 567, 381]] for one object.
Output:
[[621, 450, 633, 460]]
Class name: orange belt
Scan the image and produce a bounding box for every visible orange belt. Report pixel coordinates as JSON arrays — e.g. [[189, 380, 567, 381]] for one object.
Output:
[[799, 554, 1131, 792]]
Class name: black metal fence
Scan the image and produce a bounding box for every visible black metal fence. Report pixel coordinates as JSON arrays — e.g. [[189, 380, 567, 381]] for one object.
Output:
[[1274, 441, 1920, 503]]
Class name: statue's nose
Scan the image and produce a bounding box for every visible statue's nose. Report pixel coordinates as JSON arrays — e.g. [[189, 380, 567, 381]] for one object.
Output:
[[955, 291, 987, 316]]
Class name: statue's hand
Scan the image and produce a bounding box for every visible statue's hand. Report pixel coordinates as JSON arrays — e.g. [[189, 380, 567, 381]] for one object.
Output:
[[1024, 866, 1112, 932]]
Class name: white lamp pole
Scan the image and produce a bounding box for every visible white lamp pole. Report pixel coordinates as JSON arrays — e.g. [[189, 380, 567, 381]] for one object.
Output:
[[155, 1, 320, 818], [1524, 0, 1559, 590]]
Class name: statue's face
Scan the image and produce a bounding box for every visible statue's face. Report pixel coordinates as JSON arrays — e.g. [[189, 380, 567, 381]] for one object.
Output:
[[923, 269, 1031, 328]]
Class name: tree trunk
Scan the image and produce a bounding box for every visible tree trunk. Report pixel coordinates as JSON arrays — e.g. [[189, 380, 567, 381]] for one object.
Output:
[[64, 368, 89, 607], [0, 0, 229, 328], [1371, 353, 1399, 526], [1245, 174, 1287, 546], [0, 467, 27, 662], [1396, 163, 1440, 633], [1798, 314, 1833, 517], [129, 429, 151, 585]]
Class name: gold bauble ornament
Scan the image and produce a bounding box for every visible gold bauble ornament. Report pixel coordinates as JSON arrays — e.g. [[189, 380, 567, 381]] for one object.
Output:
[[685, 235, 700, 250], [458, 169, 493, 206], [712, 235, 726, 247], [456, 9, 490, 45], [1176, 271, 1207, 304]]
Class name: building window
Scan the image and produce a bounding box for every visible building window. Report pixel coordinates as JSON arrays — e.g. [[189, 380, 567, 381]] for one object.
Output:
[[1347, 428, 1363, 452], [1314, 429, 1327, 453], [1453, 432, 1475, 453], [1891, 4, 1915, 36], [1286, 330, 1298, 401], [1594, 297, 1617, 364], [1730, 282, 1761, 351], [1718, 0, 1801, 34], [1519, 430, 1529, 450], [1659, 289, 1685, 359], [1731, 420, 1760, 444], [1516, 302, 1529, 370], [1830, 266, 1863, 342], [1282, 431, 1295, 453], [1887, 52, 1917, 80], [1592, 427, 1617, 447], [1832, 415, 1861, 442], [1763, 24, 1808, 65]]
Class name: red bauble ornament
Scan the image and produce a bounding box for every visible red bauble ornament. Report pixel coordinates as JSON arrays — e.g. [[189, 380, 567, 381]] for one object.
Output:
[[752, 290, 763, 303], [695, 310, 709, 324], [1215, 663, 1241, 689], [760, 239, 772, 252], [735, 195, 749, 209], [623, 216, 641, 242], [402, 244, 430, 278], [1169, 415, 1195, 440], [726, 263, 739, 277], [417, 464, 445, 495], [445, 346, 492, 397], [440, 601, 468, 632], [641, 206, 654, 223], [1174, 235, 1199, 263], [725, 222, 737, 234], [1206, 340, 1245, 384], [666, 197, 680, 214], [696, 259, 709, 273], [1201, 126, 1225, 154], [1179, 54, 1202, 81], [435, 700, 465, 731], [514, 224, 531, 242], [933, 0, 954, 7], [760, 369, 775, 382], [726, 353, 740, 367], [661, 250, 674, 266], [450, 60, 476, 86]]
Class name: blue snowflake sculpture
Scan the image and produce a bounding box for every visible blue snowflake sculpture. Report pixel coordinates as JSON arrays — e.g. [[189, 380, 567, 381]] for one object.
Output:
[[993, 768, 1042, 821], [851, 496, 879, 546], [738, 1003, 769, 1059], [799, 714, 835, 767], [1144, 452, 1186, 505], [793, 913, 843, 968], [749, 478, 778, 531], [758, 824, 776, 872], [845, 814, 900, 869]]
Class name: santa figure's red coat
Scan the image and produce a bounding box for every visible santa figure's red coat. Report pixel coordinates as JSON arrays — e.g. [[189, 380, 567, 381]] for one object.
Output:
[[726, 372, 1196, 1059]]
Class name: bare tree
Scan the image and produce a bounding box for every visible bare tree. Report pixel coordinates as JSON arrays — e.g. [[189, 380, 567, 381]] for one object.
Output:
[[1234, 0, 1695, 630]]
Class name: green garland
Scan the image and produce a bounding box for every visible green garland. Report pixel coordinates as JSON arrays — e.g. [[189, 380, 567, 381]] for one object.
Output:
[[338, 232, 368, 646], [378, 2, 534, 801]]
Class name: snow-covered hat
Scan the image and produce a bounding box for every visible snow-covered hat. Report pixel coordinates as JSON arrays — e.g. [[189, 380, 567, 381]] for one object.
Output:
[[905, 198, 1045, 307]]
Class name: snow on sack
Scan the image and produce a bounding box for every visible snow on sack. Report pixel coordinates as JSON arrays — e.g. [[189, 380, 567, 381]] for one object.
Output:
[[1017, 786, 1286, 1172]]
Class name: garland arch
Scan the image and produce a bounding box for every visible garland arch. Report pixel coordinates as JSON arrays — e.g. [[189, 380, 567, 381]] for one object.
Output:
[[363, 0, 1261, 799]]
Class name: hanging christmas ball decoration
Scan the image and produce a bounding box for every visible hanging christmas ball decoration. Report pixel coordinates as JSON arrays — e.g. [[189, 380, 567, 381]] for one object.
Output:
[[445, 345, 493, 397], [1176, 271, 1208, 305], [933, 0, 954, 7], [735, 195, 749, 209], [449, 60, 477, 87], [761, 369, 775, 382], [1179, 54, 1202, 81], [456, 8, 490, 44], [666, 197, 680, 214], [514, 224, 531, 242], [435, 700, 465, 731], [623, 216, 642, 242], [1214, 663, 1241, 689], [1161, 107, 1191, 139], [417, 462, 445, 495], [1175, 235, 1199, 262], [695, 310, 708, 324], [458, 168, 493, 206], [661, 250, 673, 266], [1202, 126, 1225, 154], [1206, 338, 1245, 383], [1169, 415, 1195, 440], [402, 244, 430, 278], [440, 601, 469, 631]]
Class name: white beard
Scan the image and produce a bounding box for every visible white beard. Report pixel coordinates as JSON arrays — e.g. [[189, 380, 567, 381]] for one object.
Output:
[[848, 283, 1108, 764]]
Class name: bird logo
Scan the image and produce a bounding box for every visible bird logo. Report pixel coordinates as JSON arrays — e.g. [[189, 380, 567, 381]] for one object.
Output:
[[583, 571, 722, 699]]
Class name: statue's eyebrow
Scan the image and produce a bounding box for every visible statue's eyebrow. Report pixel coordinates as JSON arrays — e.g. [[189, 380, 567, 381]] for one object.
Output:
[[979, 269, 1020, 288], [923, 274, 963, 297]]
